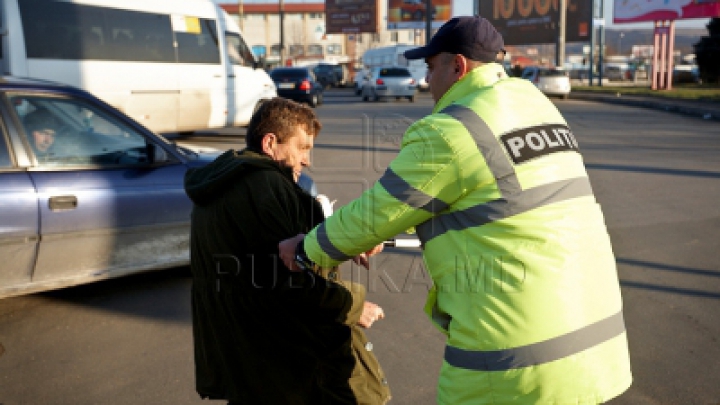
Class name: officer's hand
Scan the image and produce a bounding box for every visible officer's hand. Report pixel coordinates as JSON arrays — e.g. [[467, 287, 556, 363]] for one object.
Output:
[[351, 243, 384, 269], [358, 301, 385, 329]]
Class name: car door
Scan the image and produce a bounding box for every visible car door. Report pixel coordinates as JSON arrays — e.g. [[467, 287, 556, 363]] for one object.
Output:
[[7, 91, 191, 285], [0, 110, 39, 293]]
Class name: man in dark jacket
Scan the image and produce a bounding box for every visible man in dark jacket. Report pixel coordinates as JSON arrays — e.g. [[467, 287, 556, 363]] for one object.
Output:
[[184, 98, 390, 405]]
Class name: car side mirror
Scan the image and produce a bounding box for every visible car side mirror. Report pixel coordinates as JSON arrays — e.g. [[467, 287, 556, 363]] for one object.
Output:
[[147, 143, 169, 164]]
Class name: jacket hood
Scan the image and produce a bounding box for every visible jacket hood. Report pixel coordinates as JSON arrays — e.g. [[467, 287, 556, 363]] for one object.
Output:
[[184, 149, 293, 206]]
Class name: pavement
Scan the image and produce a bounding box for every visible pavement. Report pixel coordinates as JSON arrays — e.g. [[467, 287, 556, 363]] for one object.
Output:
[[569, 89, 720, 122]]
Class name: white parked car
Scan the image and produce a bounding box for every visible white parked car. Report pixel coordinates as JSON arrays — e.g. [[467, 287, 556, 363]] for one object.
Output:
[[353, 68, 369, 95], [521, 66, 572, 99], [361, 66, 417, 102]]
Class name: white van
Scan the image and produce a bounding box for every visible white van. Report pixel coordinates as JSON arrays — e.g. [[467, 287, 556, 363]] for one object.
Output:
[[361, 45, 428, 91], [0, 0, 277, 134]]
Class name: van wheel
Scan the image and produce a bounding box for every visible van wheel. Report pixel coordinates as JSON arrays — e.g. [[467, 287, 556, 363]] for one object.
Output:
[[407, 95, 415, 102], [317, 93, 323, 106], [363, 94, 369, 102], [309, 94, 319, 108]]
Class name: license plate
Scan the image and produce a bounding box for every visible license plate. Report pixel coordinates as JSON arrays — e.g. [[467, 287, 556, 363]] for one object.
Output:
[[278, 83, 295, 89]]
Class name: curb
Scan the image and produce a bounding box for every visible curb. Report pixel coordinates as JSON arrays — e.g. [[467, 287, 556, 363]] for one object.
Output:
[[569, 92, 720, 122]]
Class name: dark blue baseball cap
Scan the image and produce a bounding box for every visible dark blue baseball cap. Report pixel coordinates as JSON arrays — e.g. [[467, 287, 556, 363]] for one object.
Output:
[[404, 16, 505, 62]]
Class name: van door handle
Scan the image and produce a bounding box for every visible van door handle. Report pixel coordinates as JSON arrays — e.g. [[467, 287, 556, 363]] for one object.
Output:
[[49, 195, 78, 211], [228, 74, 236, 78]]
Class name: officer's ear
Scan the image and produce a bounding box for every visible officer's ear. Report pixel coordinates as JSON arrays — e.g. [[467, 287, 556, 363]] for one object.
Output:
[[455, 54, 470, 78], [261, 133, 278, 158]]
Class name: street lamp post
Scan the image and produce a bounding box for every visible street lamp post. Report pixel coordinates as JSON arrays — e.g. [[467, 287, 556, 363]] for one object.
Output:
[[618, 32, 624, 55], [237, 0, 243, 31], [425, 0, 432, 45], [279, 0, 285, 66]]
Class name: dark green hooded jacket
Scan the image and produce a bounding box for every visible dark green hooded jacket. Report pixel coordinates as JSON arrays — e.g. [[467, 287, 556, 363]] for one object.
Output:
[[184, 149, 358, 404]]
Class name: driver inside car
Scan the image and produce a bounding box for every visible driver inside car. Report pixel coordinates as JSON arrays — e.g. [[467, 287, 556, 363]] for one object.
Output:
[[24, 108, 62, 162]]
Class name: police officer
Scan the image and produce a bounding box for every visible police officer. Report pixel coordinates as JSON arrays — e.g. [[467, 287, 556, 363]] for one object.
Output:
[[280, 16, 632, 404]]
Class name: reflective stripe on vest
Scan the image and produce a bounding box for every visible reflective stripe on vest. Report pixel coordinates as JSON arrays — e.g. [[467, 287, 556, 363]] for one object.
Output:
[[444, 310, 626, 371], [316, 222, 353, 262], [416, 104, 594, 244], [379, 168, 449, 214]]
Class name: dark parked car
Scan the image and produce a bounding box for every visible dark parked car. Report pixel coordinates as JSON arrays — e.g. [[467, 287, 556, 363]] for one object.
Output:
[[269, 67, 324, 107], [312, 63, 345, 88], [0, 76, 221, 299], [673, 64, 701, 84]]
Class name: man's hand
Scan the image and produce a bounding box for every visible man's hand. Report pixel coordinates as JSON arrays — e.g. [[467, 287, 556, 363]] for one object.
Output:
[[357, 301, 385, 329], [278, 234, 305, 272], [351, 243, 385, 270]]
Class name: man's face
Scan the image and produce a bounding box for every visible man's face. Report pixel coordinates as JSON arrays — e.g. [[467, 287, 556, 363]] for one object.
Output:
[[426, 53, 458, 104], [272, 125, 314, 182], [32, 129, 56, 153]]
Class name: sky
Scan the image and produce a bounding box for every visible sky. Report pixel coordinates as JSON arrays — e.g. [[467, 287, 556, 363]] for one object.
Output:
[[212, 0, 712, 30]]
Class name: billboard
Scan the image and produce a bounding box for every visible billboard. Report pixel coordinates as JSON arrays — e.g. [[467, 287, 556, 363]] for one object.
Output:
[[478, 0, 593, 45], [387, 0, 453, 30], [614, 0, 720, 23], [325, 0, 380, 34]]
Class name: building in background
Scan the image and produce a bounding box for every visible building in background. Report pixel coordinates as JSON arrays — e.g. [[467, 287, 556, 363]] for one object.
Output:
[[219, 2, 423, 76]]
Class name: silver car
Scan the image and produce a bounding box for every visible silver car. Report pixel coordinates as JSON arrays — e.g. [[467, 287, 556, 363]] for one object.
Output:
[[521, 66, 572, 99], [361, 66, 417, 102]]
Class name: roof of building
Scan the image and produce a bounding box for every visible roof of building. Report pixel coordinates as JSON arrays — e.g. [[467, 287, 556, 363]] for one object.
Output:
[[221, 3, 325, 14]]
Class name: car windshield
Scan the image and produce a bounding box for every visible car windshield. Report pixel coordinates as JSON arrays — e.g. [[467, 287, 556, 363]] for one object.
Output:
[[539, 70, 568, 77], [378, 68, 411, 77]]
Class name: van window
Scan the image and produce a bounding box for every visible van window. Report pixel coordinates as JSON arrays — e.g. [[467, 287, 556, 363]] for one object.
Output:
[[19, 0, 175, 63], [175, 18, 220, 64], [226, 32, 255, 67]]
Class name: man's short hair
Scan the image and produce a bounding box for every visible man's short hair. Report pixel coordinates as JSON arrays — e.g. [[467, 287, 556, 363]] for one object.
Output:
[[245, 98, 321, 151], [24, 108, 61, 134]]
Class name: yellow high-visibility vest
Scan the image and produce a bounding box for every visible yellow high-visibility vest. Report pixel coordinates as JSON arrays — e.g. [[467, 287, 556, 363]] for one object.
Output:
[[305, 63, 632, 404]]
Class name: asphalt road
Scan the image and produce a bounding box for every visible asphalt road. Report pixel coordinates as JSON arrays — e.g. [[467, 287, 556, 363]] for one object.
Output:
[[0, 89, 718, 405]]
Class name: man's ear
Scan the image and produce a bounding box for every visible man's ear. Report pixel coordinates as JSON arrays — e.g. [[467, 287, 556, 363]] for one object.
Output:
[[455, 54, 470, 78], [261, 133, 277, 156]]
